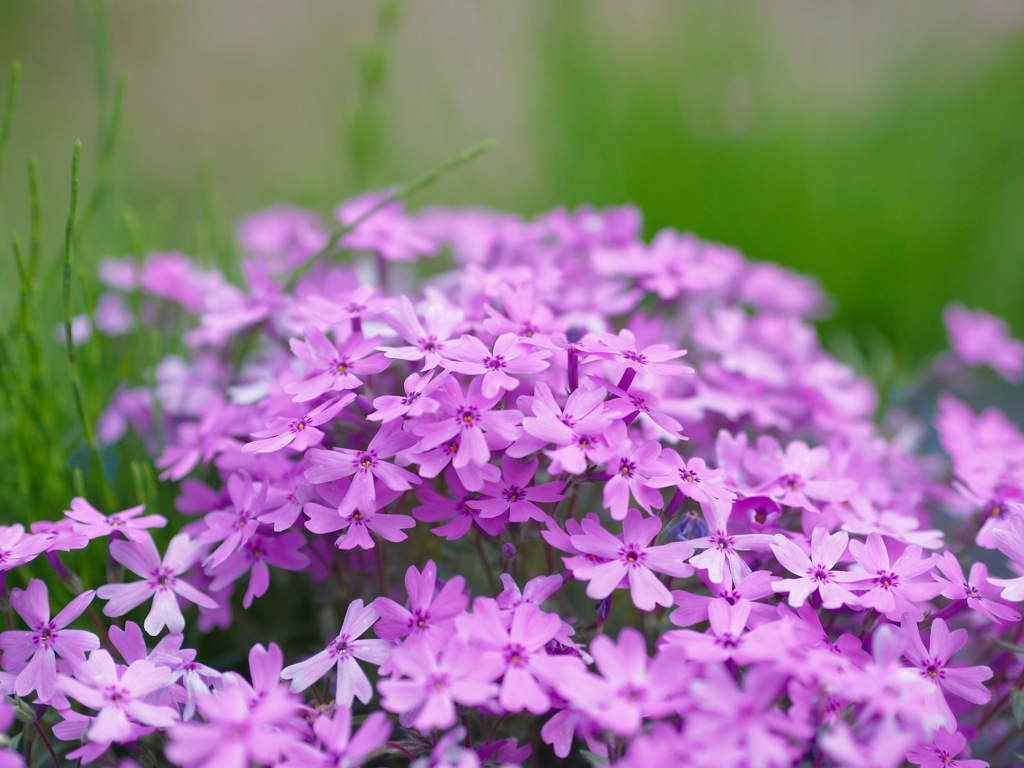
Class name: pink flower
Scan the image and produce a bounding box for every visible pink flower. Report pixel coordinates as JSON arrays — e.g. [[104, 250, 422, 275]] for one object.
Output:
[[97, 533, 217, 635], [305, 421, 420, 518], [166, 675, 302, 768], [368, 370, 448, 423], [585, 328, 692, 380], [467, 455, 565, 524], [457, 598, 562, 713], [207, 531, 309, 609], [412, 467, 508, 540], [568, 508, 695, 611], [241, 395, 352, 454], [906, 727, 988, 768], [303, 480, 414, 549], [661, 598, 780, 665], [987, 514, 1024, 601], [932, 551, 1020, 623], [0, 524, 52, 572], [900, 617, 992, 724], [281, 709, 392, 768], [285, 327, 390, 402], [745, 437, 858, 513], [380, 294, 463, 370], [65, 498, 167, 543], [595, 423, 664, 520], [371, 560, 468, 640], [649, 453, 735, 505], [0, 580, 99, 702], [280, 599, 392, 707], [847, 534, 942, 621], [410, 376, 521, 490], [544, 628, 688, 737], [685, 497, 772, 585], [378, 632, 502, 731], [59, 649, 177, 743], [441, 332, 551, 398], [944, 302, 1024, 383], [770, 527, 860, 609]]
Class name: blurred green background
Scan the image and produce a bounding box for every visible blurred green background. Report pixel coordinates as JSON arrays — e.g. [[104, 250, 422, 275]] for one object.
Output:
[[2, 0, 1023, 358]]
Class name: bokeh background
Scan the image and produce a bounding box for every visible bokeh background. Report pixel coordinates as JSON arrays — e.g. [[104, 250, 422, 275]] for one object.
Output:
[[2, 0, 1023, 359]]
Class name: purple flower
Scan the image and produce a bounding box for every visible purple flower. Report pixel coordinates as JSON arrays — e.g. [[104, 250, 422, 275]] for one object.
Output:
[[412, 467, 508, 540], [410, 376, 521, 490], [380, 295, 463, 370], [441, 332, 551, 398], [207, 531, 309, 609], [596, 423, 665, 520], [987, 514, 1024, 601], [97, 533, 217, 635], [650, 451, 735, 505], [241, 395, 352, 454], [568, 508, 695, 611], [932, 551, 1020, 623], [519, 383, 614, 474], [378, 632, 502, 731], [59, 649, 177, 743], [368, 370, 448, 423], [770, 526, 860, 609], [745, 437, 858, 513], [65, 497, 167, 543], [906, 727, 988, 768], [280, 599, 392, 707], [371, 560, 468, 640], [0, 580, 99, 702], [281, 709, 392, 768], [685, 497, 772, 585], [544, 628, 688, 737], [900, 617, 993, 723], [847, 533, 942, 621], [305, 420, 421, 518], [0, 524, 51, 572], [585, 328, 692, 381], [285, 327, 390, 402], [304, 479, 415, 550], [467, 455, 565, 524], [457, 598, 562, 713], [944, 302, 1024, 383], [166, 675, 301, 768]]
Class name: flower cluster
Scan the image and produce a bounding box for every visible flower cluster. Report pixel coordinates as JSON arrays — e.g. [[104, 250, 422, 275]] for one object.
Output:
[[3, 196, 1024, 767]]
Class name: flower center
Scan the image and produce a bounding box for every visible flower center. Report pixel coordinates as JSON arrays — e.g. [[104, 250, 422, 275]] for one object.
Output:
[[483, 355, 506, 371], [503, 485, 526, 503], [622, 350, 648, 365]]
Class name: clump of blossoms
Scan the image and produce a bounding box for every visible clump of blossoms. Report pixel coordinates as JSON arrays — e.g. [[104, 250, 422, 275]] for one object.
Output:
[[4, 195, 1024, 768]]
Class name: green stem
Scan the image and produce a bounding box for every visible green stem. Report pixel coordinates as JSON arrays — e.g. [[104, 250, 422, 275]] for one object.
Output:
[[285, 138, 493, 290], [63, 140, 115, 508], [0, 60, 21, 183]]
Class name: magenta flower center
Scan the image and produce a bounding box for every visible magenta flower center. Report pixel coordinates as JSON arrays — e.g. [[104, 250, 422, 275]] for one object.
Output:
[[150, 568, 175, 589], [504, 643, 528, 667], [618, 459, 635, 477], [34, 624, 57, 648], [458, 408, 478, 425], [781, 473, 804, 491], [328, 636, 351, 659], [357, 451, 377, 469], [483, 355, 506, 371], [808, 565, 831, 583], [621, 545, 645, 566], [680, 469, 699, 483], [417, 335, 439, 352], [874, 570, 899, 590], [334, 357, 352, 374], [622, 350, 648, 365], [503, 485, 527, 503]]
